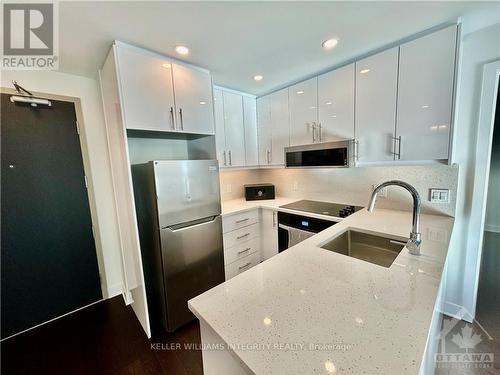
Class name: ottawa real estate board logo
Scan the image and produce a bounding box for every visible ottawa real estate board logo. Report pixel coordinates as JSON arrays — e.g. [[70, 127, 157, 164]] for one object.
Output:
[[2, 2, 58, 70]]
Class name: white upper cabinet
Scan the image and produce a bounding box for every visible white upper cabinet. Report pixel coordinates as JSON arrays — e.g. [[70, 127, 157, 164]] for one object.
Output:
[[355, 47, 399, 163], [289, 77, 318, 146], [257, 95, 272, 166], [318, 63, 355, 142], [269, 88, 290, 165], [116, 45, 176, 132], [396, 25, 457, 161], [172, 63, 214, 134], [222, 91, 246, 167], [213, 89, 226, 167], [243, 96, 259, 166]]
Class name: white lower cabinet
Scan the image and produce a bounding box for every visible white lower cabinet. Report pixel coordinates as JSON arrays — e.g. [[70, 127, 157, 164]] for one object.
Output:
[[260, 209, 278, 261], [222, 209, 261, 280]]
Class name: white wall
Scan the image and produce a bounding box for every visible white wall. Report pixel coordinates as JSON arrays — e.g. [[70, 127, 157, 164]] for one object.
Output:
[[1, 70, 123, 298], [445, 22, 500, 320]]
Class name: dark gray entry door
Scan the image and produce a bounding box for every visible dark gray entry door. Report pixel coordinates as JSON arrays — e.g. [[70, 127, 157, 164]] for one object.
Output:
[[1, 93, 102, 339]]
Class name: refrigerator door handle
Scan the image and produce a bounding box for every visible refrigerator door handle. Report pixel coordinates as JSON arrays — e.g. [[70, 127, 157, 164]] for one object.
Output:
[[166, 216, 218, 231]]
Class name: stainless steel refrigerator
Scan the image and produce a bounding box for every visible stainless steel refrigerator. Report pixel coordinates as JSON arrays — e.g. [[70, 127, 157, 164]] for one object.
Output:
[[132, 160, 224, 333]]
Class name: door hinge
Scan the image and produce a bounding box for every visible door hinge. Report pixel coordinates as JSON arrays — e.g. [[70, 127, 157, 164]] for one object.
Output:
[[84, 175, 88, 188], [76, 120, 80, 135]]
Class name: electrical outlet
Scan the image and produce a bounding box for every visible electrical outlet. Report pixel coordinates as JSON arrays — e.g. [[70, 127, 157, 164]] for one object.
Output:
[[372, 184, 387, 198], [429, 188, 450, 203], [293, 181, 299, 191]]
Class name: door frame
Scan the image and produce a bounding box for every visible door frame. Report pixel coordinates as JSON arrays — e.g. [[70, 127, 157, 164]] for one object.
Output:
[[1, 87, 107, 300], [466, 60, 500, 318]]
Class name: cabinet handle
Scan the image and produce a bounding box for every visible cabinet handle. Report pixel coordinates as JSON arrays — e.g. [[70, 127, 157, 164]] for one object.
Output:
[[228, 150, 232, 166], [237, 233, 250, 240], [397, 136, 402, 160], [318, 123, 322, 142], [237, 248, 251, 255], [391, 136, 402, 159], [238, 262, 252, 271], [179, 108, 184, 130], [170, 107, 175, 129], [223, 151, 227, 166], [267, 150, 271, 164], [311, 122, 316, 143], [272, 212, 276, 227], [236, 218, 249, 224]]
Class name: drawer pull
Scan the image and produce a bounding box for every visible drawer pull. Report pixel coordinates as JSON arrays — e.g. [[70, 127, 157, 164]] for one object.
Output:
[[237, 247, 251, 255], [238, 262, 252, 271], [237, 233, 250, 240], [235, 218, 249, 224]]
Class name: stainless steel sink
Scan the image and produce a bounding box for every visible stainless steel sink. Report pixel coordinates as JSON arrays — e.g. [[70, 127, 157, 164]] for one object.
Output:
[[320, 230, 405, 268]]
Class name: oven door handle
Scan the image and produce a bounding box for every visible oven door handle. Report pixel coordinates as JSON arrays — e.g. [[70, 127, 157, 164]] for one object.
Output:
[[278, 223, 315, 233]]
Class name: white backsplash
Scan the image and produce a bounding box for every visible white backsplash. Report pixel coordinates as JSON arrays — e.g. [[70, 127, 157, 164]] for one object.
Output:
[[220, 164, 459, 216]]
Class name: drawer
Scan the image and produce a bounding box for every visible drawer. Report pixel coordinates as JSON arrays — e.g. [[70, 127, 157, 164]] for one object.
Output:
[[225, 251, 260, 280], [224, 237, 260, 266], [222, 209, 259, 233], [223, 223, 259, 249]]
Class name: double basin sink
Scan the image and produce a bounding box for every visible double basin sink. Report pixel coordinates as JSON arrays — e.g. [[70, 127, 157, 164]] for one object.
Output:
[[320, 230, 407, 268]]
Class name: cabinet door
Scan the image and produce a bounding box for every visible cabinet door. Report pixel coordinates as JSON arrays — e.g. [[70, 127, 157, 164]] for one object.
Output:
[[172, 63, 214, 134], [396, 26, 457, 161], [213, 89, 226, 168], [260, 209, 278, 261], [318, 63, 355, 142], [257, 96, 272, 166], [355, 48, 399, 163], [222, 91, 246, 167], [289, 77, 318, 146], [269, 88, 290, 165], [116, 45, 176, 131], [243, 96, 259, 166]]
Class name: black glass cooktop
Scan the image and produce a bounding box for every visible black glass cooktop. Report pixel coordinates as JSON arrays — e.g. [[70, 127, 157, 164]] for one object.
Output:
[[280, 200, 363, 218]]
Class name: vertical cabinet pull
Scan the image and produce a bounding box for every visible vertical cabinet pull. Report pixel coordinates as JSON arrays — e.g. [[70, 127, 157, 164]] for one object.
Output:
[[179, 108, 184, 130], [392, 136, 402, 159], [311, 122, 316, 143], [267, 150, 271, 164], [170, 107, 175, 129], [223, 151, 227, 166], [272, 211, 276, 227], [228, 150, 232, 166], [318, 123, 322, 142]]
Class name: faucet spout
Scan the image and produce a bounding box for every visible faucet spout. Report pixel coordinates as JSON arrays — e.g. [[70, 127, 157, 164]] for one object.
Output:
[[368, 180, 422, 255]]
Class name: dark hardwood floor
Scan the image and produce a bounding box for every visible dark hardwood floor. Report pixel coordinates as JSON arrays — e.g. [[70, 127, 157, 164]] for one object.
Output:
[[1, 296, 203, 375]]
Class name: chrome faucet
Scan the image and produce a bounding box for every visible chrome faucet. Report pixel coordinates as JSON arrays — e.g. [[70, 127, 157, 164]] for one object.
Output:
[[367, 180, 422, 255]]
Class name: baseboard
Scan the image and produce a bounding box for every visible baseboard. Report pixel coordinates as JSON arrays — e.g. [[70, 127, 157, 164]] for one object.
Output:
[[440, 300, 474, 323], [106, 283, 123, 299], [484, 224, 500, 233]]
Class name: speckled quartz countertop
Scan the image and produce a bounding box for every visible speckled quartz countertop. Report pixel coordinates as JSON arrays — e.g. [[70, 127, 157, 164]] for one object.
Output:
[[189, 204, 454, 375]]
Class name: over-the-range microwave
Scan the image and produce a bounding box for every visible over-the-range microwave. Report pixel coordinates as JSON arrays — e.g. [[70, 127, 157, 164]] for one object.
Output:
[[284, 140, 355, 168]]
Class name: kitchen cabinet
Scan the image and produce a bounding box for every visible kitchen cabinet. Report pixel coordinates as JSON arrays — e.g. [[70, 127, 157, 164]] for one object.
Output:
[[355, 47, 399, 163], [171, 63, 214, 134], [257, 95, 272, 165], [213, 89, 226, 167], [260, 209, 278, 261], [289, 77, 318, 146], [222, 91, 246, 167], [396, 25, 457, 161], [214, 87, 258, 168], [115, 42, 214, 134], [269, 89, 290, 165], [116, 45, 176, 132], [257, 89, 289, 166], [243, 96, 259, 166], [318, 63, 355, 142]]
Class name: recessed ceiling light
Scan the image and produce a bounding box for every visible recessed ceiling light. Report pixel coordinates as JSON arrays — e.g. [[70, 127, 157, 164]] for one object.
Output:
[[360, 69, 371, 74], [253, 75, 263, 81], [322, 38, 339, 50], [296, 90, 304, 95], [162, 63, 171, 69], [175, 45, 189, 55]]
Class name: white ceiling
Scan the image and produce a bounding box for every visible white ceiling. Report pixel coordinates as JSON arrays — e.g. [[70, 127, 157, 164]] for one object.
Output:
[[59, 1, 498, 96]]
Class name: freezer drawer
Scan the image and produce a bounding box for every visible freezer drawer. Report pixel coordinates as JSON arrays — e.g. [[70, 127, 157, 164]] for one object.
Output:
[[160, 215, 224, 331], [154, 160, 221, 228]]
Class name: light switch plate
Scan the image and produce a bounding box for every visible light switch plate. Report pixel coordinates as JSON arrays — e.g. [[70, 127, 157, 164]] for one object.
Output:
[[429, 188, 450, 203]]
